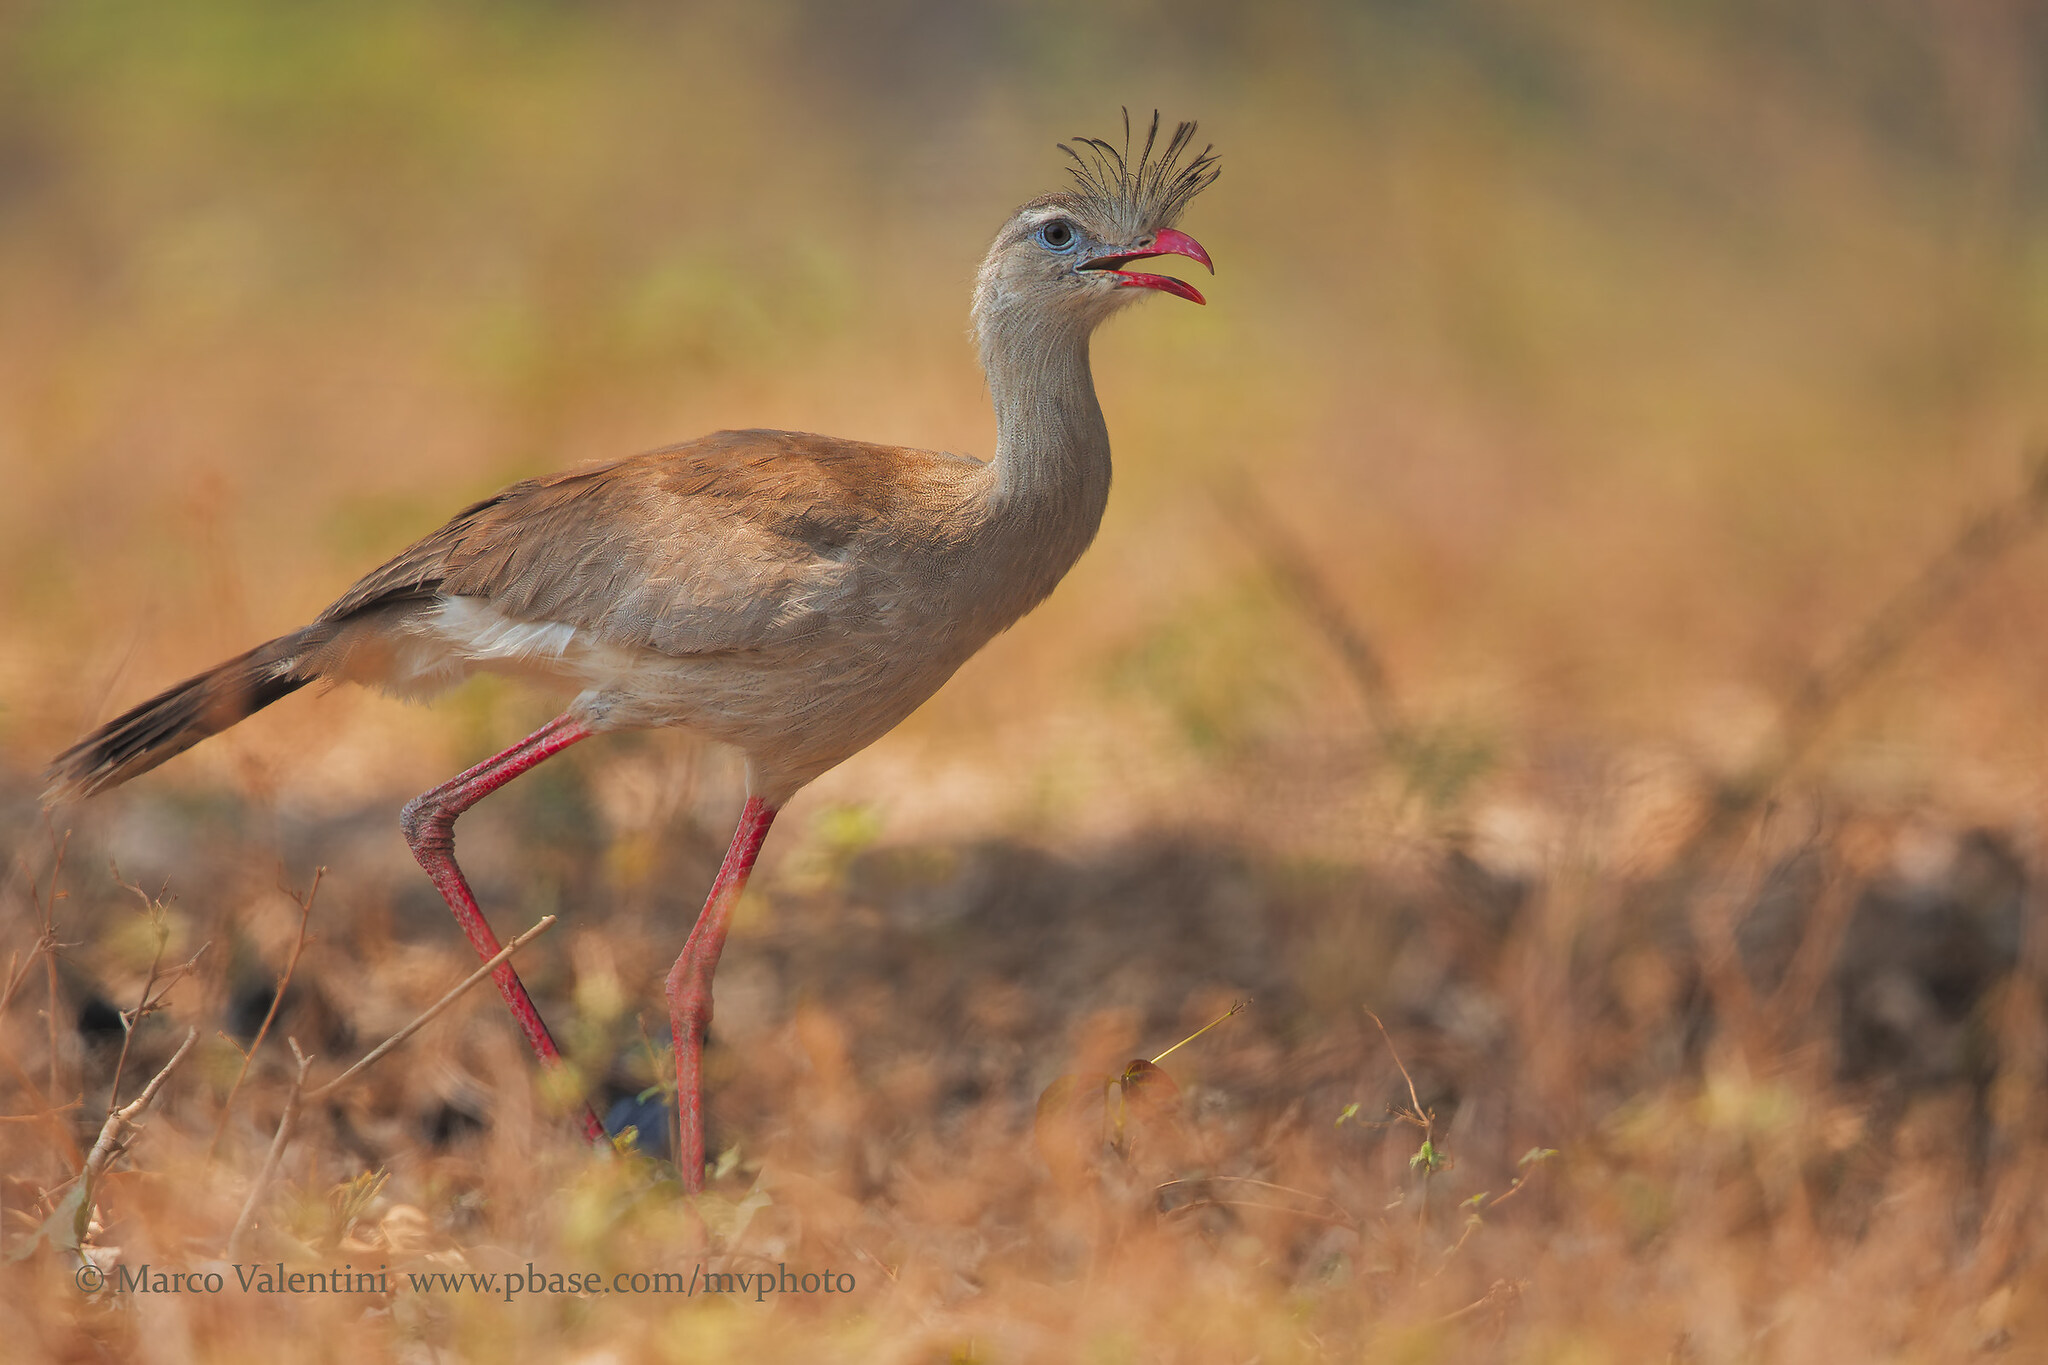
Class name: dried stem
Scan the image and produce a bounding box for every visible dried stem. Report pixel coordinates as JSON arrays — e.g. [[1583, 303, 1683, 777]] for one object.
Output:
[[105, 867, 208, 1108], [1150, 997, 1249, 1066], [1432, 1278, 1526, 1329], [0, 915, 68, 1016], [308, 915, 557, 1101], [1155, 1174, 1354, 1228], [7, 860, 62, 1255], [1364, 1007, 1429, 1131], [78, 1027, 197, 1204], [0, 1045, 80, 1168], [1667, 454, 2048, 888], [35, 830, 72, 1102], [226, 1038, 312, 1262], [1364, 1006, 1440, 1230], [1759, 848, 1864, 1048], [0, 1100, 81, 1124], [1220, 478, 1404, 742], [1161, 1197, 1356, 1230], [207, 869, 322, 1160]]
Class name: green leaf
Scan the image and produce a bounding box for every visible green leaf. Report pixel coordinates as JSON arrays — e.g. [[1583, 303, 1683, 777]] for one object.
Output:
[[7, 1182, 87, 1263]]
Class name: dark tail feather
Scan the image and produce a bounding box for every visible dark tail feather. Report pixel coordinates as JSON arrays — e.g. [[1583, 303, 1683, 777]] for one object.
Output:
[[43, 626, 330, 804]]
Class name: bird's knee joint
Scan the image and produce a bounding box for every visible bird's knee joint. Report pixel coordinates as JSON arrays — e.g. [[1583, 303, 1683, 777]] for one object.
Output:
[[664, 972, 697, 1010], [666, 974, 711, 1025], [399, 795, 449, 853]]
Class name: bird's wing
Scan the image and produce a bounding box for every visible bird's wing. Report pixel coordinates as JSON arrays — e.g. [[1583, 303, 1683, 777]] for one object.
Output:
[[319, 429, 978, 657]]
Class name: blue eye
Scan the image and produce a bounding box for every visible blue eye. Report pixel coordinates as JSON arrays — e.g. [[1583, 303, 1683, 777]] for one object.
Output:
[[1036, 219, 1079, 252]]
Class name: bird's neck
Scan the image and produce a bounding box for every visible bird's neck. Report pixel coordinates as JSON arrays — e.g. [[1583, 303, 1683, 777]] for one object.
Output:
[[980, 309, 1112, 549]]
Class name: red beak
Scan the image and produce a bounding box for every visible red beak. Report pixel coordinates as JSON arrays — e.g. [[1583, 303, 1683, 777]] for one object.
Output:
[[1081, 227, 1214, 305]]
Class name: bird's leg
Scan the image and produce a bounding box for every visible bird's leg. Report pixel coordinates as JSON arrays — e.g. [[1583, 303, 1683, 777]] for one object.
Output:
[[666, 797, 778, 1191], [399, 712, 606, 1144]]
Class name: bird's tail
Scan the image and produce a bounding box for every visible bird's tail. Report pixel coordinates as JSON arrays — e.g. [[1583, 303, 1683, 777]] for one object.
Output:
[[43, 625, 333, 804]]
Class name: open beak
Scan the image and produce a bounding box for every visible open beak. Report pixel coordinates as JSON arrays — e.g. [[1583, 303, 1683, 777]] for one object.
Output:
[[1080, 227, 1214, 305]]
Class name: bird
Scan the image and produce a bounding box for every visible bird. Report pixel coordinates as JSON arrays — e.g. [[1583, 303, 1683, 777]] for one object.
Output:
[[43, 112, 1220, 1190]]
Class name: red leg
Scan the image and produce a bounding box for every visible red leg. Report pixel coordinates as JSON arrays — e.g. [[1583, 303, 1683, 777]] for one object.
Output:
[[666, 797, 778, 1191], [400, 713, 606, 1144]]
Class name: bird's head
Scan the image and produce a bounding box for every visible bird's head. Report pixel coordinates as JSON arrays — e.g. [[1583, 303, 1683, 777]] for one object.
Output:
[[974, 112, 1219, 351]]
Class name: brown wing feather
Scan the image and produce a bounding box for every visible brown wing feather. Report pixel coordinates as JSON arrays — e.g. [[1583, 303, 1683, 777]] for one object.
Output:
[[319, 429, 979, 657]]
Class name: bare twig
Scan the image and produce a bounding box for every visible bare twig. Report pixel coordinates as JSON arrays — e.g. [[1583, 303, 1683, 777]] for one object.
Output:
[[1779, 458, 2048, 772], [0, 1046, 80, 1168], [309, 915, 557, 1100], [207, 869, 322, 1160], [0, 950, 23, 1014], [0, 1099, 83, 1124], [1364, 1007, 1442, 1228], [1432, 1278, 1527, 1328], [1150, 997, 1249, 1066], [1758, 846, 1864, 1047], [1432, 1149, 1554, 1276], [1161, 1197, 1357, 1230], [1159, 1173, 1328, 1201], [226, 1038, 312, 1261], [1483, 1157, 1548, 1214], [1667, 455, 2048, 887], [33, 830, 73, 1101], [1219, 478, 1404, 741], [105, 866, 208, 1108], [0, 831, 82, 1205], [1364, 1008, 1429, 1131], [79, 1027, 197, 1206], [1155, 1174, 1355, 1228], [0, 850, 81, 1015]]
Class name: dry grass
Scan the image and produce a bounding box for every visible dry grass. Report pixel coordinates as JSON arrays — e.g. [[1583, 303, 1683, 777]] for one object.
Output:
[[8, 2, 2048, 1360]]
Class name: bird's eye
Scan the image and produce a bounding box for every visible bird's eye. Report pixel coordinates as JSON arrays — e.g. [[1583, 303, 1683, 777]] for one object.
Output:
[[1036, 220, 1078, 252]]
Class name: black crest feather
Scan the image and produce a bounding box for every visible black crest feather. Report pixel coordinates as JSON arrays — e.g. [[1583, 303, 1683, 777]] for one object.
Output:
[[1057, 109, 1219, 237]]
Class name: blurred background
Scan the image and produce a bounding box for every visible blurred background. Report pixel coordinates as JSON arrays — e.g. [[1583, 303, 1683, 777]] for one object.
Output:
[[8, 2, 2048, 1360]]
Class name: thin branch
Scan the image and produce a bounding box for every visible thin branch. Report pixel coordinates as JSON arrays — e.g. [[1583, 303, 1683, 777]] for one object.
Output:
[[1434, 1212, 1485, 1270], [0, 1045, 81, 1168], [1666, 454, 2048, 888], [0, 911, 78, 1016], [1158, 1173, 1329, 1201], [0, 1099, 82, 1124], [207, 869, 322, 1160], [226, 1038, 312, 1262], [1150, 997, 1249, 1066], [1432, 1278, 1527, 1328], [1761, 849, 1864, 1046], [1364, 1006, 1441, 1229], [1161, 1197, 1356, 1230], [79, 1028, 197, 1199], [1221, 478, 1404, 741], [35, 830, 72, 1101], [308, 915, 557, 1101], [1155, 1174, 1354, 1228], [106, 941, 152, 1111], [105, 866, 207, 1108], [1431, 1154, 1552, 1277], [1778, 458, 2048, 772], [1484, 1163, 1544, 1214], [1364, 1008, 1428, 1129]]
